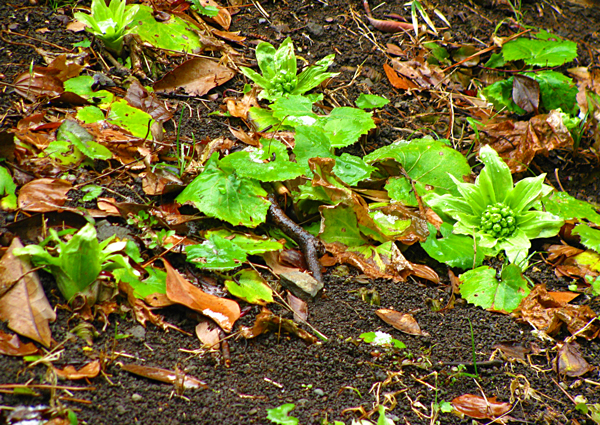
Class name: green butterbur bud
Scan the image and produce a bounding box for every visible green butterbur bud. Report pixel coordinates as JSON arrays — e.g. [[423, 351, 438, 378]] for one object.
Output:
[[480, 202, 516, 238]]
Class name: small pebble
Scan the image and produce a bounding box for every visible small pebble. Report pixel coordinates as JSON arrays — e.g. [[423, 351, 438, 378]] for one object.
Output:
[[129, 325, 146, 340], [132, 393, 143, 402], [116, 405, 126, 415], [258, 18, 267, 24], [313, 388, 325, 396]]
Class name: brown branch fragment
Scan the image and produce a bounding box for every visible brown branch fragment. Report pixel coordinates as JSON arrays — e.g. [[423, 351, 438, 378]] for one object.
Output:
[[267, 192, 325, 283]]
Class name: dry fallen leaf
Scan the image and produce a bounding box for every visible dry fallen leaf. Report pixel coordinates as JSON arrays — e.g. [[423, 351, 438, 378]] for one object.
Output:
[[451, 394, 512, 420], [54, 360, 101, 380], [376, 308, 430, 336], [513, 284, 599, 340], [0, 330, 39, 356], [195, 319, 221, 349], [165, 261, 240, 333], [476, 110, 574, 173], [240, 307, 318, 345], [17, 178, 72, 212], [555, 341, 594, 377], [120, 363, 207, 389], [384, 63, 417, 90], [154, 58, 235, 97], [0, 238, 56, 348]]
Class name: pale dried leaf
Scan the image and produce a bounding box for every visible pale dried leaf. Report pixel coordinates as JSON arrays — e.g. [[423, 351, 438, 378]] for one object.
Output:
[[376, 308, 429, 336], [54, 360, 101, 380], [18, 178, 71, 212], [154, 58, 235, 97]]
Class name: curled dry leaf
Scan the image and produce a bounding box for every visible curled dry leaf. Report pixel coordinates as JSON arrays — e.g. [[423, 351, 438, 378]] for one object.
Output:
[[240, 307, 318, 345], [555, 341, 594, 377], [154, 58, 235, 97], [0, 238, 55, 348], [367, 16, 414, 33], [476, 110, 574, 173], [513, 284, 599, 340], [17, 178, 71, 212], [287, 292, 308, 323], [124, 80, 173, 123], [384, 63, 416, 90], [451, 394, 512, 420], [391, 58, 445, 90], [165, 261, 240, 333], [195, 319, 221, 349], [54, 360, 100, 380], [512, 74, 540, 114], [120, 363, 208, 389], [376, 308, 430, 336], [0, 330, 39, 356]]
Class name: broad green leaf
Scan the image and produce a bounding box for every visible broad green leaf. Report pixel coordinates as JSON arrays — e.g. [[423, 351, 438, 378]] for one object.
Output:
[[271, 95, 318, 127], [319, 204, 368, 246], [365, 137, 471, 197], [248, 106, 282, 131], [77, 106, 106, 123], [81, 184, 103, 202], [421, 223, 484, 269], [502, 37, 578, 67], [131, 5, 202, 53], [63, 76, 114, 104], [130, 267, 166, 299], [572, 224, 600, 252], [317, 107, 375, 148], [459, 264, 530, 312], [220, 141, 305, 182], [385, 177, 418, 207], [355, 93, 390, 109], [543, 191, 600, 225], [107, 99, 155, 139], [506, 174, 545, 213], [377, 405, 396, 425], [57, 223, 103, 300], [484, 52, 505, 68], [0, 166, 17, 210], [204, 229, 283, 254], [273, 37, 297, 84], [532, 71, 579, 116], [293, 125, 333, 174], [225, 269, 273, 305], [359, 331, 405, 349], [176, 153, 269, 228], [573, 250, 600, 273], [255, 40, 278, 80], [333, 153, 376, 186], [266, 404, 299, 425], [186, 233, 247, 270]]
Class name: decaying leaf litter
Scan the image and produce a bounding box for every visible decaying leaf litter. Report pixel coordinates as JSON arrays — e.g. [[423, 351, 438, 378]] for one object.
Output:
[[1, 0, 600, 424]]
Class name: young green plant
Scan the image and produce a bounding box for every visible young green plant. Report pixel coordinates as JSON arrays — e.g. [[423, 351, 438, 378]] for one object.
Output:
[[425, 145, 563, 268], [73, 0, 140, 56], [240, 37, 338, 102]]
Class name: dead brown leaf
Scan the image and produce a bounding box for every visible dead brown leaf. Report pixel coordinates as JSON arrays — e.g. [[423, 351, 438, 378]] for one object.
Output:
[[120, 363, 207, 389], [555, 341, 594, 377], [195, 319, 221, 349], [154, 58, 235, 97], [287, 292, 308, 323], [125, 80, 173, 123], [18, 178, 71, 212], [451, 394, 512, 420], [512, 74, 540, 114], [165, 261, 240, 333], [383, 63, 417, 90], [513, 284, 599, 340], [0, 330, 39, 356], [0, 238, 56, 347], [376, 308, 429, 336], [240, 307, 318, 345], [477, 110, 574, 173], [54, 360, 101, 380]]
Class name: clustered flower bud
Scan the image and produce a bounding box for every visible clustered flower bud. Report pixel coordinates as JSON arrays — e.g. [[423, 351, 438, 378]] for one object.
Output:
[[272, 73, 295, 94], [480, 202, 516, 238]]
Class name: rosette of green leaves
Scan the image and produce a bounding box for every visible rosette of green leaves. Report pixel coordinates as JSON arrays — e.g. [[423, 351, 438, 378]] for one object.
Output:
[[424, 145, 563, 267], [74, 0, 140, 56], [240, 37, 338, 102]]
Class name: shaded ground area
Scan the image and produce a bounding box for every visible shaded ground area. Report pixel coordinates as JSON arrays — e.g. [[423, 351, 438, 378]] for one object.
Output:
[[1, 0, 600, 424]]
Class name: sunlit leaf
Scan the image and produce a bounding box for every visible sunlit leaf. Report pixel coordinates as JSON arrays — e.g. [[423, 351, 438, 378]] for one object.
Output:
[[266, 404, 299, 425], [224, 269, 273, 305], [186, 233, 247, 271], [421, 223, 484, 269]]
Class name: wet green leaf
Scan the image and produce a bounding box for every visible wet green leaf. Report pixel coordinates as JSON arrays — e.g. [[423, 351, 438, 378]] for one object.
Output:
[[385, 177, 418, 207], [333, 153, 376, 186], [204, 229, 283, 254], [502, 37, 577, 67], [176, 153, 269, 228], [107, 99, 155, 139], [355, 93, 389, 109], [0, 165, 17, 210], [543, 191, 600, 225], [421, 223, 484, 269], [186, 233, 247, 270], [63, 75, 114, 104], [225, 269, 273, 305], [131, 267, 166, 299], [266, 403, 299, 425], [131, 5, 202, 53], [77, 106, 106, 123], [319, 204, 368, 246], [365, 137, 471, 197], [459, 264, 530, 312], [572, 224, 600, 252], [317, 107, 375, 148]]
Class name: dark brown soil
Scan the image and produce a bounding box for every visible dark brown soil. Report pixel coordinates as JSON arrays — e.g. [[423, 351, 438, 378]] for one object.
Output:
[[1, 1, 600, 424]]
